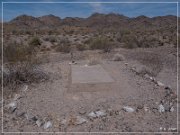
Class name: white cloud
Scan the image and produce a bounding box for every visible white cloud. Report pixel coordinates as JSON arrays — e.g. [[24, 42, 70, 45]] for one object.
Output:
[[89, 3, 103, 12]]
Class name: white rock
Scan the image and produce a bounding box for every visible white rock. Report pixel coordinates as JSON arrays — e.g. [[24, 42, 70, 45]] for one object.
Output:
[[158, 104, 165, 113], [44, 121, 52, 129], [144, 74, 150, 79], [170, 106, 174, 112], [144, 106, 149, 112], [7, 101, 17, 113], [75, 116, 87, 125], [7, 101, 17, 108], [157, 81, 165, 87], [88, 111, 96, 118], [95, 110, 106, 117], [123, 106, 135, 112], [125, 63, 128, 66]]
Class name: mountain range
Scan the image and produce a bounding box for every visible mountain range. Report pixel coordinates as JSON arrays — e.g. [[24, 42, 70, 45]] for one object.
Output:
[[6, 13, 177, 30]]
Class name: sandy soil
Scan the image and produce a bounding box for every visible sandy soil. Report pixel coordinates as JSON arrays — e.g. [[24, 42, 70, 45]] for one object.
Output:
[[2, 45, 179, 133]]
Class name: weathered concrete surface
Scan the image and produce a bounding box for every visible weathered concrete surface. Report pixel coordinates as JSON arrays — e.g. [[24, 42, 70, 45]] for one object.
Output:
[[71, 65, 114, 84]]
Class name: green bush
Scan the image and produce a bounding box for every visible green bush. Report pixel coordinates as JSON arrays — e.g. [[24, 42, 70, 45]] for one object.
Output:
[[88, 36, 113, 52], [3, 42, 48, 87], [4, 42, 35, 63], [29, 37, 41, 47], [121, 35, 138, 49]]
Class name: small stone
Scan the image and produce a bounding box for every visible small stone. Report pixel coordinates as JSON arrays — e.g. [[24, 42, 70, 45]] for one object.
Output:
[[36, 119, 44, 127], [137, 105, 143, 110], [95, 110, 106, 117], [7, 101, 17, 113], [158, 104, 165, 113], [79, 110, 86, 115], [123, 106, 135, 112], [125, 63, 128, 66], [157, 81, 165, 87], [170, 106, 174, 112], [44, 121, 52, 129], [165, 85, 171, 90], [115, 110, 119, 115], [75, 116, 87, 125], [25, 114, 38, 122], [88, 111, 96, 118], [16, 111, 25, 117], [144, 106, 149, 112]]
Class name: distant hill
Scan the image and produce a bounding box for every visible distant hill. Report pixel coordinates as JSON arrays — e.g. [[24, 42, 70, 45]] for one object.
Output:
[[7, 13, 177, 29], [3, 13, 178, 39]]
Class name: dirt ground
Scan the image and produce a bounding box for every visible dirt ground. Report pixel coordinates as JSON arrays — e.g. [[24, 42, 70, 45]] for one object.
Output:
[[2, 45, 179, 133]]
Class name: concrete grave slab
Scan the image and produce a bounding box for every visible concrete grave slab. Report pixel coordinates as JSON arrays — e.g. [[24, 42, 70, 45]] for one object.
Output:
[[69, 64, 114, 92], [71, 64, 114, 84]]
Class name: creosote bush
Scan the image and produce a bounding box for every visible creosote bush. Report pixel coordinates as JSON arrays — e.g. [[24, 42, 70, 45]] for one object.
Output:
[[121, 34, 138, 49], [3, 42, 48, 87], [55, 38, 71, 53], [28, 37, 41, 47], [87, 36, 113, 52]]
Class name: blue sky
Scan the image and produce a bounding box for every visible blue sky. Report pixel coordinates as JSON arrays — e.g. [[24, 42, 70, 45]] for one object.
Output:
[[0, 0, 179, 22]]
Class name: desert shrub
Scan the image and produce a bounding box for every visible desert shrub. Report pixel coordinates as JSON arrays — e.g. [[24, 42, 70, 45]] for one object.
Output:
[[44, 36, 57, 43], [76, 44, 86, 51], [3, 60, 48, 87], [4, 43, 35, 63], [138, 37, 160, 48], [55, 44, 70, 53], [55, 38, 71, 53], [28, 37, 41, 47], [121, 35, 138, 49], [88, 36, 113, 52], [3, 42, 48, 87]]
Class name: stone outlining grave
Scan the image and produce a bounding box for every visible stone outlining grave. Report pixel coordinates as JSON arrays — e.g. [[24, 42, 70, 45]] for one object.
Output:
[[70, 64, 114, 92]]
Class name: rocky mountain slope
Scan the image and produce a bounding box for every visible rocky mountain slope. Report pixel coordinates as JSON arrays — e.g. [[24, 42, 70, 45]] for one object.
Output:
[[6, 13, 178, 31]]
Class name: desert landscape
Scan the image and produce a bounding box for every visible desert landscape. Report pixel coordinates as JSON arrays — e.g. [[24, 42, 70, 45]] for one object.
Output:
[[0, 6, 179, 134]]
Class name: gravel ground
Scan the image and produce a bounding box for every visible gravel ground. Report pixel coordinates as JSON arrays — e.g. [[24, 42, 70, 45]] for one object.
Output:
[[2, 46, 179, 133]]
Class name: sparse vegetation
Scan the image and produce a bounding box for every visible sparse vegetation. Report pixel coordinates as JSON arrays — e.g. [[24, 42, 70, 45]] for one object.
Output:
[[88, 36, 114, 52], [44, 36, 57, 43], [121, 34, 138, 49], [29, 37, 41, 47], [3, 42, 48, 87], [76, 44, 86, 51], [55, 38, 71, 53]]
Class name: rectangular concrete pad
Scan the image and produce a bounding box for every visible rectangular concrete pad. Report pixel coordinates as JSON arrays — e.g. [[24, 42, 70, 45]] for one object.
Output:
[[71, 65, 114, 84]]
